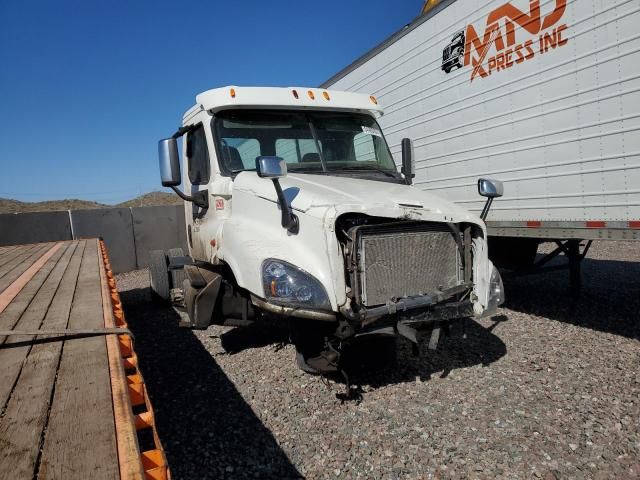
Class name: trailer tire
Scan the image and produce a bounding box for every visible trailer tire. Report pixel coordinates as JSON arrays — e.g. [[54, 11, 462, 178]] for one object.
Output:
[[149, 250, 170, 302], [167, 247, 186, 289], [489, 237, 539, 269]]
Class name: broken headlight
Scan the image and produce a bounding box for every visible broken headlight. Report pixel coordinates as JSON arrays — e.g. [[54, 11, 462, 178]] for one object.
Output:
[[262, 259, 331, 310], [487, 264, 505, 312]]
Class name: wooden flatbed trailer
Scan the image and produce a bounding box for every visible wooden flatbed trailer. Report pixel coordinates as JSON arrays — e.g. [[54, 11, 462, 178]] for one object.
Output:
[[0, 239, 169, 480]]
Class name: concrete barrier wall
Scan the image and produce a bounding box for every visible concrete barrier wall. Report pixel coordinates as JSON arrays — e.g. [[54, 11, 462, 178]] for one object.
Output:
[[0, 205, 188, 273], [131, 205, 187, 269], [71, 208, 138, 273], [0, 211, 72, 246]]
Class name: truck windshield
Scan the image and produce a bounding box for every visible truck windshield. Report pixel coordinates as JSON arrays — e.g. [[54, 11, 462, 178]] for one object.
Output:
[[212, 110, 398, 176]]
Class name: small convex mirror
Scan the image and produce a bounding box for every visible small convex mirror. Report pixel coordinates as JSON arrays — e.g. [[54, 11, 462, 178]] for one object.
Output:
[[256, 156, 287, 179], [158, 138, 181, 186], [478, 178, 504, 198]]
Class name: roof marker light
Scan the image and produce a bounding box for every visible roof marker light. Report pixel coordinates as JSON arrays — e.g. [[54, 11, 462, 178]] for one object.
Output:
[[322, 91, 330, 101], [230, 88, 236, 98], [307, 90, 315, 100], [369, 95, 378, 105], [292, 89, 299, 99]]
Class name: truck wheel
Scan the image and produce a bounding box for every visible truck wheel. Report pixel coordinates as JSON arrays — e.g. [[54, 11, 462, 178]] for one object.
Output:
[[167, 247, 186, 289], [149, 250, 170, 302]]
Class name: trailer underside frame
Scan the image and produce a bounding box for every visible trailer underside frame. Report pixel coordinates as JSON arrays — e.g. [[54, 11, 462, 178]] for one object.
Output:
[[487, 221, 640, 241]]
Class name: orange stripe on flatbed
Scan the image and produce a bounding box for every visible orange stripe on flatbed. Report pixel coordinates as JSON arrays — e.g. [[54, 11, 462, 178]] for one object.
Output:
[[98, 240, 146, 480], [526, 221, 542, 228], [630, 221, 640, 229], [98, 240, 170, 480], [0, 242, 63, 315]]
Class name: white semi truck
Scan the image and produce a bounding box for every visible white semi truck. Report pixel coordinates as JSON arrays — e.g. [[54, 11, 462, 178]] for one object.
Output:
[[153, 86, 504, 381], [323, 0, 640, 291]]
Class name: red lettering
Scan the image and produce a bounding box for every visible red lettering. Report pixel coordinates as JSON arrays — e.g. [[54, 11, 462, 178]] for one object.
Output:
[[466, 24, 506, 80], [465, 24, 505, 66], [524, 39, 535, 59], [505, 19, 516, 47], [557, 24, 568, 46], [541, 0, 567, 30], [464, 24, 493, 67], [488, 56, 497, 74], [514, 44, 525, 63], [486, 0, 541, 36], [538, 34, 544, 54], [462, 1, 566, 82], [543, 30, 557, 52], [505, 48, 514, 67]]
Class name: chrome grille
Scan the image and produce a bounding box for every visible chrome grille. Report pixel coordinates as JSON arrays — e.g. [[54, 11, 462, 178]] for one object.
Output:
[[356, 224, 461, 306]]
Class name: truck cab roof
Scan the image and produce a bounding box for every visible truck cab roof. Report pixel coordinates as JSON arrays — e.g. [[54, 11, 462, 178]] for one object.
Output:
[[183, 86, 383, 123]]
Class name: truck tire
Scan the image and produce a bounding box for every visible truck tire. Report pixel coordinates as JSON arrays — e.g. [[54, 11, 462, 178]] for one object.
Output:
[[167, 247, 186, 289], [149, 250, 170, 302]]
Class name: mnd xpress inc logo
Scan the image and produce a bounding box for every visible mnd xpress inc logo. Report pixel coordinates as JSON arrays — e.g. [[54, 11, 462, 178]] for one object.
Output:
[[441, 0, 568, 81]]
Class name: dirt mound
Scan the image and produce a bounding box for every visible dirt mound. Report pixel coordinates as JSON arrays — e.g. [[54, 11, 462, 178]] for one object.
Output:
[[0, 191, 181, 214]]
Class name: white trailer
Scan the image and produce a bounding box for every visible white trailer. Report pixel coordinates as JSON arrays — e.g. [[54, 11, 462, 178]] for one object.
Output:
[[323, 0, 640, 287]]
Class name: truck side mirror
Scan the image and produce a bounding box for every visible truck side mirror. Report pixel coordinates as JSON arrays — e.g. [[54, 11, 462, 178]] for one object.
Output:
[[401, 138, 415, 185], [158, 136, 208, 209], [159, 138, 181, 186], [256, 156, 298, 234], [256, 156, 287, 179], [478, 178, 503, 198], [478, 178, 504, 220]]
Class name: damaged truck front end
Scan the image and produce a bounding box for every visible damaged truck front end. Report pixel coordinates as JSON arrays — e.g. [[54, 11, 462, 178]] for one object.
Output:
[[288, 211, 504, 376], [156, 87, 505, 390]]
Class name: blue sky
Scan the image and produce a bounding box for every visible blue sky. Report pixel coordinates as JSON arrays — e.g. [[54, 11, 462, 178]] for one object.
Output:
[[0, 1, 419, 204]]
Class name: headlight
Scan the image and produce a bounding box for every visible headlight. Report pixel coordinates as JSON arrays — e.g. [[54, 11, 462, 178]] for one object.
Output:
[[487, 265, 505, 311], [261, 259, 331, 310]]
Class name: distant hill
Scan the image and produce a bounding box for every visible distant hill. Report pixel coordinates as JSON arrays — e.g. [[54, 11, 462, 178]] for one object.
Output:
[[116, 191, 182, 208], [0, 198, 105, 214], [0, 191, 181, 214]]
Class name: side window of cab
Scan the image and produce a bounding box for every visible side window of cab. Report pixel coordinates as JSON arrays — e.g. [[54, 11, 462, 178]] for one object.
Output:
[[186, 124, 210, 185]]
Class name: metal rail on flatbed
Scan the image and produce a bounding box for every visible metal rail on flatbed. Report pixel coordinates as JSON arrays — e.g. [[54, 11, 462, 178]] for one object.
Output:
[[0, 240, 170, 480]]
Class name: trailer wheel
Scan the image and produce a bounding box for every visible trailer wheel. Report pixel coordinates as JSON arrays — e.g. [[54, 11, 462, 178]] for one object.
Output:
[[149, 250, 170, 302], [167, 247, 186, 289], [489, 237, 539, 270]]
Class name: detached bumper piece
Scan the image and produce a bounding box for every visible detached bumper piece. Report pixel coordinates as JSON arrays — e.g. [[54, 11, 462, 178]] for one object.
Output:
[[343, 282, 472, 324], [356, 296, 474, 351]]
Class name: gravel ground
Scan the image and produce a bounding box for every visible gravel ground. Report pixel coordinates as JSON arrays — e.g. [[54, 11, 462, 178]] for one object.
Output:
[[117, 241, 640, 479]]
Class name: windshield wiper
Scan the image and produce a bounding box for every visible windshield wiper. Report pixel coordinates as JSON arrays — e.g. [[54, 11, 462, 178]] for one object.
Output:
[[332, 166, 399, 178]]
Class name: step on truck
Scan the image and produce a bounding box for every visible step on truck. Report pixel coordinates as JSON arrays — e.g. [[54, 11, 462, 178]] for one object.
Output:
[[152, 86, 504, 381], [323, 0, 640, 293]]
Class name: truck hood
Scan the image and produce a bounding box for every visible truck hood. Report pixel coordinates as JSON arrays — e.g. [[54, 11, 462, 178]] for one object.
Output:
[[233, 172, 481, 224]]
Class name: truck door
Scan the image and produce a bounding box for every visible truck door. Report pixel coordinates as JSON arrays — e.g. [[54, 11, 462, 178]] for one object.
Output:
[[184, 123, 210, 260]]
